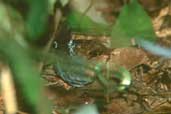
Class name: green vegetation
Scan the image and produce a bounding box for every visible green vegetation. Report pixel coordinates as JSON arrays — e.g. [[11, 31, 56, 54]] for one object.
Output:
[[111, 0, 156, 47], [0, 0, 161, 114]]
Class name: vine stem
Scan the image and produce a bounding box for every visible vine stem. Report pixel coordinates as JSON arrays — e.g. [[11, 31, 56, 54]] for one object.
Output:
[[78, 0, 94, 28], [38, 8, 62, 72]]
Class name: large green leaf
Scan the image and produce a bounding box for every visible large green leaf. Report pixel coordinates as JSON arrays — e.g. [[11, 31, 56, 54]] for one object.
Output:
[[0, 40, 51, 114], [26, 0, 48, 39], [111, 0, 156, 47], [0, 2, 51, 113], [66, 10, 111, 35]]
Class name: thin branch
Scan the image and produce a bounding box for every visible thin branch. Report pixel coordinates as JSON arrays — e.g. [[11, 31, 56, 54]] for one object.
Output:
[[0, 64, 18, 114], [39, 8, 62, 71]]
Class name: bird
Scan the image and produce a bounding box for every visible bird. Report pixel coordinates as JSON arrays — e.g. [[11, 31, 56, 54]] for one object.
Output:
[[54, 51, 94, 87]]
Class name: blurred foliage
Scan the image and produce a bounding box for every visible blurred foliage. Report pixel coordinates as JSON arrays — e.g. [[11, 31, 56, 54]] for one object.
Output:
[[0, 1, 51, 114], [48, 0, 57, 14], [74, 104, 99, 114], [94, 63, 131, 93], [25, 0, 48, 39], [0, 39, 51, 114], [66, 0, 156, 47], [0, 0, 162, 113], [0, 3, 26, 47], [111, 0, 156, 47], [59, 0, 69, 6], [66, 10, 111, 35]]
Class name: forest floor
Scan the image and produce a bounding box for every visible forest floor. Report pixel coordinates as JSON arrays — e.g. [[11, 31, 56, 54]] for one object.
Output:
[[42, 5, 171, 114], [0, 1, 171, 114]]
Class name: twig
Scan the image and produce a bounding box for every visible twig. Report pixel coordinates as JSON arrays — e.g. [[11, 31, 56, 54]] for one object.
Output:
[[168, 0, 171, 14], [39, 8, 62, 71], [79, 0, 94, 28], [0, 64, 18, 114]]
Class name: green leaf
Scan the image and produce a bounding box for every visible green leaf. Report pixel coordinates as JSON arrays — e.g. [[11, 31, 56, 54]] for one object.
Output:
[[60, 0, 69, 6], [0, 2, 51, 113], [111, 0, 156, 47], [0, 3, 24, 37], [26, 0, 48, 39], [66, 10, 111, 35], [48, 0, 57, 14], [114, 67, 131, 91], [94, 63, 131, 92], [0, 40, 51, 114]]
